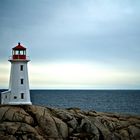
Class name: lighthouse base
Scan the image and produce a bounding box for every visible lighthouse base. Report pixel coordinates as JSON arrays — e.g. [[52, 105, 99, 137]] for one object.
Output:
[[1, 90, 32, 105], [5, 102, 32, 105]]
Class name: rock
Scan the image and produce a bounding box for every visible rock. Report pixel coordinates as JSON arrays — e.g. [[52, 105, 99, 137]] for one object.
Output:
[[0, 135, 16, 140], [0, 121, 43, 140], [119, 129, 130, 140], [0, 105, 139, 140], [67, 117, 78, 130], [53, 116, 68, 138], [128, 125, 140, 140], [0, 106, 34, 125], [30, 106, 59, 138], [89, 117, 111, 139]]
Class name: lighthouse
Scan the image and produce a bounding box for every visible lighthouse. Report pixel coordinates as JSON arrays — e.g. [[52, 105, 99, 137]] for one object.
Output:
[[1, 43, 32, 105]]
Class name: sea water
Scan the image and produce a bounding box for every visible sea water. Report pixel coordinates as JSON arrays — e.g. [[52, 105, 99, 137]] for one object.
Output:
[[30, 90, 140, 115], [0, 90, 140, 114]]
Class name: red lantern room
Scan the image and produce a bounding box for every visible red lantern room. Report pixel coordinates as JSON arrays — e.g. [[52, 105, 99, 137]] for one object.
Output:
[[12, 43, 26, 60]]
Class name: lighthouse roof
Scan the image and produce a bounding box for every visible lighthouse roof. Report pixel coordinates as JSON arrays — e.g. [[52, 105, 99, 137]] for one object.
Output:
[[13, 43, 26, 50]]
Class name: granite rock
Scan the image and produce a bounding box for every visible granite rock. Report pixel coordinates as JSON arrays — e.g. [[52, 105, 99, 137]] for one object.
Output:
[[0, 105, 140, 140]]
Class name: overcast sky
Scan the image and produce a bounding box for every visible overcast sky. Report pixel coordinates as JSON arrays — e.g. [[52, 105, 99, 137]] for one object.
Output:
[[0, 0, 140, 89]]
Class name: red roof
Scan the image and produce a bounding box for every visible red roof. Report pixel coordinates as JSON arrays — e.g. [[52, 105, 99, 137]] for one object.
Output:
[[13, 43, 26, 50]]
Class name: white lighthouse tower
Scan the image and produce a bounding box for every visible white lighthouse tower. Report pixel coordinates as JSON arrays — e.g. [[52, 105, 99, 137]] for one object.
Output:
[[1, 43, 32, 105]]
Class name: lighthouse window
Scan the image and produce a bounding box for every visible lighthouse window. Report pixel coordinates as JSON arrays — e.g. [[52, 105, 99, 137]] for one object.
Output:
[[21, 93, 24, 99], [20, 65, 23, 71], [14, 96, 17, 99], [21, 79, 24, 84]]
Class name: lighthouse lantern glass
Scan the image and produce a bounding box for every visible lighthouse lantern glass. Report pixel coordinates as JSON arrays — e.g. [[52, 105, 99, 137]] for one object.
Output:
[[20, 50, 24, 55], [12, 49, 26, 60]]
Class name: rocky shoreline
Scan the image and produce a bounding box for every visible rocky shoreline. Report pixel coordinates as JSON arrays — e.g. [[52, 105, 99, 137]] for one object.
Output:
[[0, 105, 140, 140]]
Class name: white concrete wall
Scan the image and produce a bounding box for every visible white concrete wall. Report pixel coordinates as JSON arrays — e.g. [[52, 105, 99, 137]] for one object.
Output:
[[1, 91, 11, 104], [1, 60, 32, 105]]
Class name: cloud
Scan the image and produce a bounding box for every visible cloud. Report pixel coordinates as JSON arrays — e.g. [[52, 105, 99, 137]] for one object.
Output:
[[28, 62, 140, 89], [0, 0, 140, 89]]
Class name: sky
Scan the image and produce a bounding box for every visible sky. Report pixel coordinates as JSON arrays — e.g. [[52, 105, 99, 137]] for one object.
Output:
[[0, 0, 140, 89]]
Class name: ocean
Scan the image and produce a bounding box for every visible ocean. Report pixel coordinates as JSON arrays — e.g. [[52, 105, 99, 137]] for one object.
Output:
[[1, 90, 140, 115], [31, 90, 140, 115]]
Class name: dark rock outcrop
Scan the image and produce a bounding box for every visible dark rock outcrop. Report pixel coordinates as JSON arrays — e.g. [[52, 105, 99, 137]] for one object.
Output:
[[0, 105, 139, 140]]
